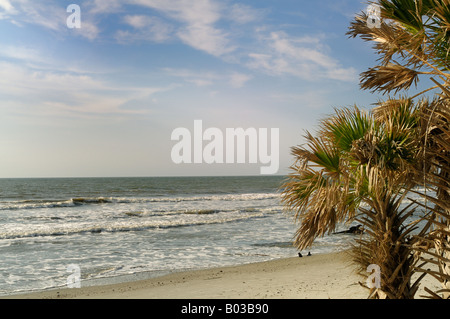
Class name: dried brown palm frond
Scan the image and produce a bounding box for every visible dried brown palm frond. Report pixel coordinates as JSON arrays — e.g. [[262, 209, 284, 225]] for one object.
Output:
[[347, 11, 430, 68], [360, 64, 420, 94], [282, 133, 355, 250]]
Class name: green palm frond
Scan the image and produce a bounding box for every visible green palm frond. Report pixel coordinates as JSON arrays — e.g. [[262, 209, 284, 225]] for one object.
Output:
[[378, 0, 427, 33], [321, 106, 373, 153], [300, 132, 341, 177]]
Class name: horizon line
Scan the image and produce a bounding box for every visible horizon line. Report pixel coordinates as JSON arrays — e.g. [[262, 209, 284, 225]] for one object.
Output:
[[0, 174, 287, 179]]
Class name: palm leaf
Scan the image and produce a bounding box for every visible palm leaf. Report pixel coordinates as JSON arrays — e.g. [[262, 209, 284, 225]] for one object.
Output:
[[360, 63, 420, 94]]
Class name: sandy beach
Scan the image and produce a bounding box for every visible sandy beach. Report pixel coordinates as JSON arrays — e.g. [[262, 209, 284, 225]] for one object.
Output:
[[0, 251, 388, 299], [3, 250, 441, 300]]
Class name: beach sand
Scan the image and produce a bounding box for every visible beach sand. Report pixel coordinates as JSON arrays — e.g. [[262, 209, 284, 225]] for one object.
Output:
[[3, 251, 441, 299]]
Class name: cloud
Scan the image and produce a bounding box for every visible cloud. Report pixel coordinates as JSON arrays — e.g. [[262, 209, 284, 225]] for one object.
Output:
[[269, 91, 330, 109], [12, 0, 65, 31], [0, 0, 14, 12], [229, 72, 252, 88], [163, 68, 252, 89], [73, 20, 101, 41], [116, 14, 173, 43], [0, 60, 171, 119], [124, 14, 153, 29], [162, 68, 219, 87], [130, 0, 220, 25], [86, 0, 122, 15], [227, 3, 266, 24], [0, 45, 48, 64], [128, 0, 234, 56], [177, 24, 234, 56], [247, 31, 357, 82]]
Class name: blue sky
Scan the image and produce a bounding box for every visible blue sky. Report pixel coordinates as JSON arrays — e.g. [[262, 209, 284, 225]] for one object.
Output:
[[0, 0, 384, 178]]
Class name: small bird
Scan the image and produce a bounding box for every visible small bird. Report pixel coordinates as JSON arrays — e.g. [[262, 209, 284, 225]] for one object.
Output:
[[298, 252, 303, 258], [307, 252, 312, 256]]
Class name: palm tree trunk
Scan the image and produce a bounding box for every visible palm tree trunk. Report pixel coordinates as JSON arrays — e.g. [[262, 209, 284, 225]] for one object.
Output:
[[375, 219, 416, 298], [357, 197, 419, 299]]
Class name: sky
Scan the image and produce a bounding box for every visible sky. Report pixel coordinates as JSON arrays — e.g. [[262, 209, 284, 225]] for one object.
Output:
[[0, 0, 386, 178]]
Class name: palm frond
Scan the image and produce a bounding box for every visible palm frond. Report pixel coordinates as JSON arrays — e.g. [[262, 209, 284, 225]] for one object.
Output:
[[321, 106, 372, 152], [360, 63, 420, 94]]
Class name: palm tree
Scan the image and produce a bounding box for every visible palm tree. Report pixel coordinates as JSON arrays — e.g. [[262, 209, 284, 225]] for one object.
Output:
[[347, 0, 450, 298], [281, 99, 429, 298]]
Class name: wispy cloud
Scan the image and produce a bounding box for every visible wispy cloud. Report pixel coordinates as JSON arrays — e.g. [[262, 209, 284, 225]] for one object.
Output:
[[0, 0, 14, 12], [116, 14, 173, 43], [163, 67, 252, 89], [85, 0, 122, 15], [177, 24, 234, 57], [163, 68, 220, 87], [226, 3, 266, 24], [128, 0, 234, 56], [229, 72, 252, 88], [7, 0, 65, 31], [0, 60, 172, 119], [269, 91, 331, 109], [0, 45, 47, 64], [247, 31, 357, 82], [71, 20, 101, 41]]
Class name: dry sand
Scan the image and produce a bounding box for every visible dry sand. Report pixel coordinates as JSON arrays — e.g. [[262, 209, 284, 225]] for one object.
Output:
[[3, 250, 440, 299]]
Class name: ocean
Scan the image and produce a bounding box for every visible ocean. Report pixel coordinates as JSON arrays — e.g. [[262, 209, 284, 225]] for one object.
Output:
[[0, 176, 365, 296]]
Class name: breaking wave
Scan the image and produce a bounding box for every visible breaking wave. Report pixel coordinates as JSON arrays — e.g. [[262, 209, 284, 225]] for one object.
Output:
[[0, 208, 276, 240], [0, 193, 279, 211]]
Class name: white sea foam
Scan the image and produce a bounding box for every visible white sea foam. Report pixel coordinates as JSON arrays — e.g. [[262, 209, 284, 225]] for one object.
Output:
[[0, 206, 277, 240]]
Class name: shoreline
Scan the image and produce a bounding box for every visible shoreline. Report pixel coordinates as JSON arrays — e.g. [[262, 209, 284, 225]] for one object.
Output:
[[2, 250, 441, 299], [3, 251, 369, 299]]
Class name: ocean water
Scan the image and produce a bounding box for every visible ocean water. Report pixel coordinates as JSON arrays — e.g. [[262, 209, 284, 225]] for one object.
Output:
[[0, 176, 370, 296]]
